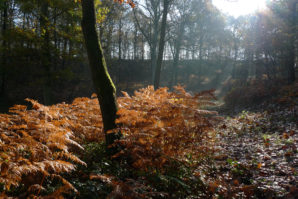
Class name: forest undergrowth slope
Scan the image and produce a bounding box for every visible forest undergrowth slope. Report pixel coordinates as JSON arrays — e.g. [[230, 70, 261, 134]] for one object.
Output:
[[0, 85, 297, 198]]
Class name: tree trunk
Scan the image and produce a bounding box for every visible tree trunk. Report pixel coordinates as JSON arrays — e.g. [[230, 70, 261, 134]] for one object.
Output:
[[81, 0, 121, 150], [154, 0, 170, 89], [0, 0, 8, 97], [198, 33, 204, 76], [141, 35, 145, 60], [118, 17, 122, 60], [40, 1, 52, 105], [105, 21, 114, 59], [133, 22, 138, 59], [232, 42, 239, 79], [170, 20, 186, 88], [287, 0, 296, 84], [151, 15, 158, 84], [132, 2, 160, 83]]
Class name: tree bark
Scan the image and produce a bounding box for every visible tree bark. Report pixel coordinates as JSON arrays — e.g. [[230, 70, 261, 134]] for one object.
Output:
[[0, 0, 8, 97], [81, 0, 121, 149], [287, 0, 296, 84], [40, 1, 52, 105], [151, 11, 159, 83], [154, 0, 170, 89], [118, 17, 122, 60], [133, 22, 138, 59], [170, 20, 186, 88], [105, 20, 114, 59], [232, 41, 239, 79]]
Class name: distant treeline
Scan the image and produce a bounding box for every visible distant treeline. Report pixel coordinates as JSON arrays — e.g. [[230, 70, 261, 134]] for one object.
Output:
[[2, 56, 289, 112], [0, 0, 296, 111], [0, 59, 228, 112]]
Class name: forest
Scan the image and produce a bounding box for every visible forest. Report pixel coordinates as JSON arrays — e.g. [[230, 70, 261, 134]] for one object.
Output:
[[0, 0, 297, 198]]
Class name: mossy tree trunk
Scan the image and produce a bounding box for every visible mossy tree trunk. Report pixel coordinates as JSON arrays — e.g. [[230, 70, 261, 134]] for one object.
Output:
[[81, 0, 121, 150]]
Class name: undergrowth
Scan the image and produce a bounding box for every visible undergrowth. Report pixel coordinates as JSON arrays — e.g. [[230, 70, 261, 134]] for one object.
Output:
[[223, 81, 297, 114], [0, 86, 219, 198]]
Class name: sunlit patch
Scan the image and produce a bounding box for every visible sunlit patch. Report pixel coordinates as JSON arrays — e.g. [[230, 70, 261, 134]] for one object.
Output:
[[212, 0, 267, 17], [201, 77, 211, 85]]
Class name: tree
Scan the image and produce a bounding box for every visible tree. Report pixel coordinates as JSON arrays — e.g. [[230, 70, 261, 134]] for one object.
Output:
[[228, 17, 244, 79], [40, 0, 52, 105], [168, 0, 193, 87], [154, 0, 171, 89], [81, 0, 121, 149], [268, 0, 297, 84], [285, 0, 296, 84], [133, 0, 162, 83], [0, 0, 8, 97]]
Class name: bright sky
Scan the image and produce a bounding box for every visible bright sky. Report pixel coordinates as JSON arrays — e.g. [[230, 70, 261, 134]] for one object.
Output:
[[212, 0, 268, 17]]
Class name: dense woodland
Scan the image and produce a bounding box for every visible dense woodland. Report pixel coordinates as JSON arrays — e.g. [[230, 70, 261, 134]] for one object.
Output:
[[0, 0, 297, 198]]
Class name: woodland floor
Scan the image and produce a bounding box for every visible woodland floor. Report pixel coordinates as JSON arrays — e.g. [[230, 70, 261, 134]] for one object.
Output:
[[0, 85, 297, 198], [208, 102, 297, 198], [70, 100, 297, 199]]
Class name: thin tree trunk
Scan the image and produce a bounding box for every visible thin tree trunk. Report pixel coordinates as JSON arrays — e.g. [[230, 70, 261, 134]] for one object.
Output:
[[53, 8, 58, 71], [133, 3, 159, 83], [287, 0, 296, 84], [40, 1, 52, 105], [154, 0, 170, 89], [151, 16, 158, 83], [0, 1, 8, 97], [133, 22, 138, 59], [198, 33, 204, 76], [170, 20, 186, 88], [199, 34, 204, 61], [264, 53, 272, 80], [118, 17, 122, 60], [141, 35, 145, 60], [105, 21, 114, 59], [81, 0, 121, 150], [191, 44, 195, 60], [232, 43, 238, 79], [62, 39, 67, 68]]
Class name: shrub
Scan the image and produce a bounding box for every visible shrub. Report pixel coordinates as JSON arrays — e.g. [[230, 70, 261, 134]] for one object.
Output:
[[114, 86, 219, 171], [0, 86, 219, 198]]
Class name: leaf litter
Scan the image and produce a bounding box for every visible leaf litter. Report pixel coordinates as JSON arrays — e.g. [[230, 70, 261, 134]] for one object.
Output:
[[0, 85, 297, 198], [211, 103, 297, 198]]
